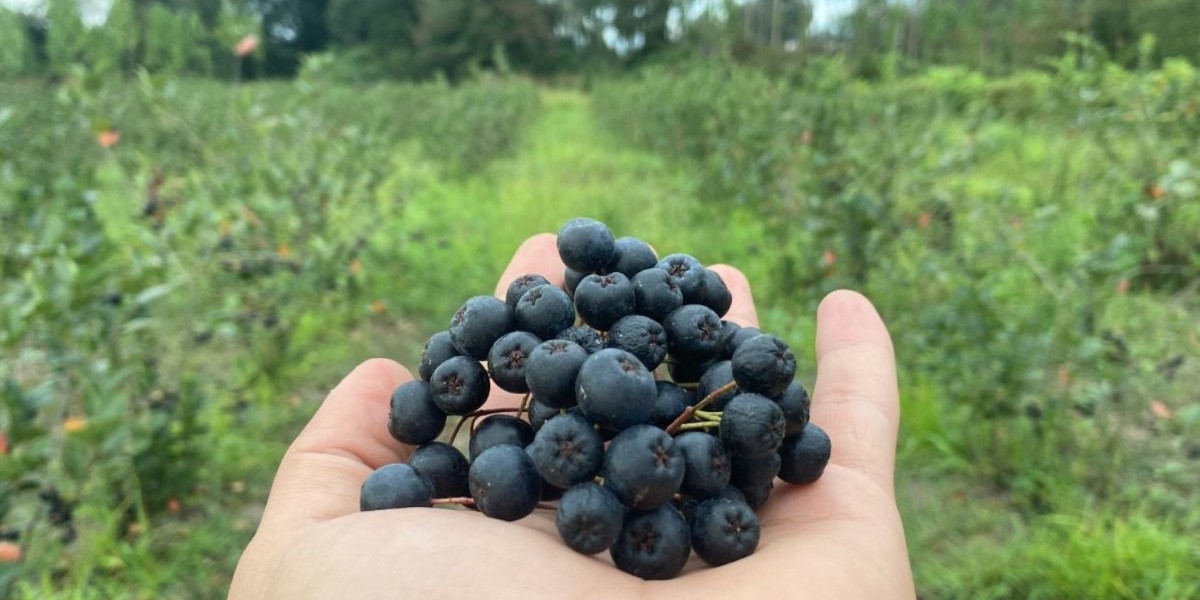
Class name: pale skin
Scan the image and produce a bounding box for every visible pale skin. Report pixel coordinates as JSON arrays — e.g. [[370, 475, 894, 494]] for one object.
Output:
[[229, 234, 916, 600]]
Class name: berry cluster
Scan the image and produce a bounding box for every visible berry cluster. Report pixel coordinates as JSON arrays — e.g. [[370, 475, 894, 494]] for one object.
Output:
[[361, 218, 832, 580]]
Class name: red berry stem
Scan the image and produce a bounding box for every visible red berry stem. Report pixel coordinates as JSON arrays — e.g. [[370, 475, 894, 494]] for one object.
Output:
[[432, 497, 557, 511], [665, 380, 737, 435]]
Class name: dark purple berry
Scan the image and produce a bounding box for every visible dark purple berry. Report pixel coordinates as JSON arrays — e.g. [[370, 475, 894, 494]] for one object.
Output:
[[690, 498, 759, 566], [631, 268, 683, 322], [681, 486, 748, 523], [656, 254, 707, 304], [527, 412, 604, 489], [649, 381, 693, 429], [542, 482, 568, 501], [487, 331, 541, 394], [514, 284, 575, 341], [739, 480, 773, 510], [729, 450, 781, 488], [505, 274, 551, 310], [731, 334, 797, 398], [449, 296, 514, 360], [778, 422, 832, 485], [668, 358, 716, 384], [663, 304, 722, 362], [607, 315, 668, 371], [721, 325, 761, 360], [557, 218, 616, 273], [530, 398, 581, 434], [564, 267, 587, 298], [469, 414, 534, 461], [575, 349, 657, 431], [717, 321, 741, 358], [697, 360, 738, 411], [409, 442, 469, 498], [713, 485, 748, 504], [698, 269, 733, 317], [556, 482, 625, 555], [602, 425, 684, 510], [556, 325, 606, 354], [675, 432, 731, 498], [526, 339, 588, 409], [468, 445, 542, 521], [387, 381, 446, 446], [609, 504, 691, 580], [776, 380, 811, 436], [719, 393, 786, 458], [360, 464, 433, 511], [575, 273, 635, 331], [431, 356, 490, 415], [604, 237, 658, 277], [418, 331, 459, 382]]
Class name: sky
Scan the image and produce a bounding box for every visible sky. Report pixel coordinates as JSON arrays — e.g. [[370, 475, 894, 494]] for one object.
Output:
[[2, 0, 108, 25], [810, 0, 857, 31], [1, 0, 860, 32]]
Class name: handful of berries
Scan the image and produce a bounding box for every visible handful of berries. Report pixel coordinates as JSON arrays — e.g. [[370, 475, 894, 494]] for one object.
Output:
[[361, 218, 831, 580]]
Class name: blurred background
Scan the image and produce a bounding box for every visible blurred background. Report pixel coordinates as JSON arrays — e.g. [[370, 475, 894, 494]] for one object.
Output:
[[1, 0, 1198, 597]]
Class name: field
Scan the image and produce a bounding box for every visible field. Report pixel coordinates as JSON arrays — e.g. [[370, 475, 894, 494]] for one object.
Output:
[[2, 48, 1199, 598]]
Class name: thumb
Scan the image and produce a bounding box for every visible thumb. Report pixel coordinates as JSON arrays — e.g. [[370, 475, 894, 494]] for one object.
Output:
[[261, 358, 413, 531], [810, 290, 900, 494]]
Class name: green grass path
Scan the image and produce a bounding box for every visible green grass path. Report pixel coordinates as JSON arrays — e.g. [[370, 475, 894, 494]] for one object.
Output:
[[391, 88, 788, 339], [407, 89, 701, 264]]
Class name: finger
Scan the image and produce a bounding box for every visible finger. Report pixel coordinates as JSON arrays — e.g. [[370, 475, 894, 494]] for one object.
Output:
[[493, 233, 565, 299], [707, 264, 758, 328], [262, 358, 414, 529], [809, 290, 899, 493]]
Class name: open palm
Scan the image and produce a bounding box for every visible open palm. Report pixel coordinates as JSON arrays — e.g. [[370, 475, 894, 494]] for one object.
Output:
[[229, 234, 915, 599]]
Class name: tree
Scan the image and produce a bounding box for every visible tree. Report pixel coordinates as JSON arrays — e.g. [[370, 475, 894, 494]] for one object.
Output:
[[327, 0, 418, 49], [47, 0, 85, 76], [410, 0, 559, 79], [234, 0, 331, 76], [86, 0, 138, 77], [0, 7, 32, 77], [1132, 0, 1200, 64], [567, 0, 674, 60], [842, 0, 912, 77], [741, 0, 811, 49]]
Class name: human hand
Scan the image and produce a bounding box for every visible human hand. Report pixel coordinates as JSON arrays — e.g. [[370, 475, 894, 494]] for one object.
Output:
[[228, 234, 915, 599]]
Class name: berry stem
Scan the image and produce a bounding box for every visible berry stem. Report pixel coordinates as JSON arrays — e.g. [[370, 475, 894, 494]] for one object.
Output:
[[691, 381, 737, 413], [678, 421, 720, 431], [516, 393, 531, 420], [448, 416, 471, 446], [693, 410, 722, 422], [666, 381, 737, 435], [465, 407, 528, 418], [677, 383, 699, 391], [432, 497, 557, 511], [432, 497, 476, 507]]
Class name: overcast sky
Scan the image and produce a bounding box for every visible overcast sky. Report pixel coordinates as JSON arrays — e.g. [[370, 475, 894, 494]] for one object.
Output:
[[1, 0, 859, 32], [2, 0, 108, 24]]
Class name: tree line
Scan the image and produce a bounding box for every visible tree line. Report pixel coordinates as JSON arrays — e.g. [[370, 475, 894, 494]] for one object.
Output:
[[1, 0, 1197, 81]]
